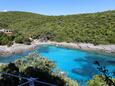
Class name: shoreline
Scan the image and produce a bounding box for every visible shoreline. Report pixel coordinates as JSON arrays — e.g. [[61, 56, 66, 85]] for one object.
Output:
[[32, 40, 115, 54], [0, 40, 115, 56], [0, 43, 37, 56]]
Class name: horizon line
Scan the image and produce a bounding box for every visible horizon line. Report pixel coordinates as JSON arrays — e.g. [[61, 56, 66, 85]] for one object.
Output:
[[0, 9, 115, 16]]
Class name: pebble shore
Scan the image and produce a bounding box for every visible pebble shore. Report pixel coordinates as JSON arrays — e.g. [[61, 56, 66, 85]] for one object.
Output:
[[0, 40, 115, 56]]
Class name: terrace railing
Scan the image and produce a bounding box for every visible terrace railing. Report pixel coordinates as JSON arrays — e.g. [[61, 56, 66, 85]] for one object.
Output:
[[0, 72, 57, 86]]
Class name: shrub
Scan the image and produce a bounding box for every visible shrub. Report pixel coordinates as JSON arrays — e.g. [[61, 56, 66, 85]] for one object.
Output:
[[87, 75, 115, 86], [0, 53, 78, 86]]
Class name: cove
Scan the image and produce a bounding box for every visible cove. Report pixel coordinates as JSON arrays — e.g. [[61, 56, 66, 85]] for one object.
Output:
[[0, 45, 115, 85]]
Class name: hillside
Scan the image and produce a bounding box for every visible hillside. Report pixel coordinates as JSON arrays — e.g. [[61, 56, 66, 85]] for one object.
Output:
[[0, 10, 115, 45]]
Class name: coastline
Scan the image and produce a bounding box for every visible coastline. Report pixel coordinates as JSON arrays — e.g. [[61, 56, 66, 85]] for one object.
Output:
[[0, 40, 115, 56], [0, 43, 37, 56], [32, 40, 115, 54]]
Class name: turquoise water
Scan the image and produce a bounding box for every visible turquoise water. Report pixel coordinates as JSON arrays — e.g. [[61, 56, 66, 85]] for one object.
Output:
[[0, 45, 115, 85]]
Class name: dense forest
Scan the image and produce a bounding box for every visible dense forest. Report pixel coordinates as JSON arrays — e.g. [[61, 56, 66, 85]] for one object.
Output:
[[0, 10, 115, 45]]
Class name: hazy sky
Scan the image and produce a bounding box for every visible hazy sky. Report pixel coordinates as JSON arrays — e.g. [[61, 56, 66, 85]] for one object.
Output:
[[0, 0, 115, 15]]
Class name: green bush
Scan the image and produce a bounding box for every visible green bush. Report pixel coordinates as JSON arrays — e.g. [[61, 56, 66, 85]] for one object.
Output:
[[15, 35, 31, 45], [87, 75, 115, 86], [0, 53, 78, 86], [0, 33, 13, 46]]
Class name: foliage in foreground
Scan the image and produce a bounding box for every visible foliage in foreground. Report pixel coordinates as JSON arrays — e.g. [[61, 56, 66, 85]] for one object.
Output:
[[0, 10, 115, 45], [88, 61, 115, 86], [87, 75, 115, 86], [0, 53, 78, 86]]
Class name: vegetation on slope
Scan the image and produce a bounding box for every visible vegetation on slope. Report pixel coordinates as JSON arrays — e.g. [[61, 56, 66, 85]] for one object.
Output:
[[0, 10, 115, 45], [0, 32, 31, 46], [0, 32, 14, 46]]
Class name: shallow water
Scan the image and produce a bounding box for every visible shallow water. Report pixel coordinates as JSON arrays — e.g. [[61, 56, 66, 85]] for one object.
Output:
[[0, 45, 115, 85]]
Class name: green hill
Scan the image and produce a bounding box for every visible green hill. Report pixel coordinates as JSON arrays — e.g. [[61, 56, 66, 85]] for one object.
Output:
[[0, 10, 115, 45]]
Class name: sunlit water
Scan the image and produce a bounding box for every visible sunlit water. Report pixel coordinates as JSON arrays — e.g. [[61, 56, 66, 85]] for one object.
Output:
[[0, 45, 115, 85]]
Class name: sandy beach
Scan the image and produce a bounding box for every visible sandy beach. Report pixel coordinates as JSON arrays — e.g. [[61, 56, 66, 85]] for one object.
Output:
[[0, 40, 115, 56]]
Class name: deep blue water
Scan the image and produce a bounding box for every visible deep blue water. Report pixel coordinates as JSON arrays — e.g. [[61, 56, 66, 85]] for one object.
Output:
[[0, 45, 115, 85]]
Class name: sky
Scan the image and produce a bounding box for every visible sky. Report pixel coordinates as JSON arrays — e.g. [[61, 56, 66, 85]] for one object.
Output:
[[0, 0, 115, 15]]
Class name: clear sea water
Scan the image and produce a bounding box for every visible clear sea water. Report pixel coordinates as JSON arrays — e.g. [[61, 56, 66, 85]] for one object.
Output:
[[0, 45, 115, 85]]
